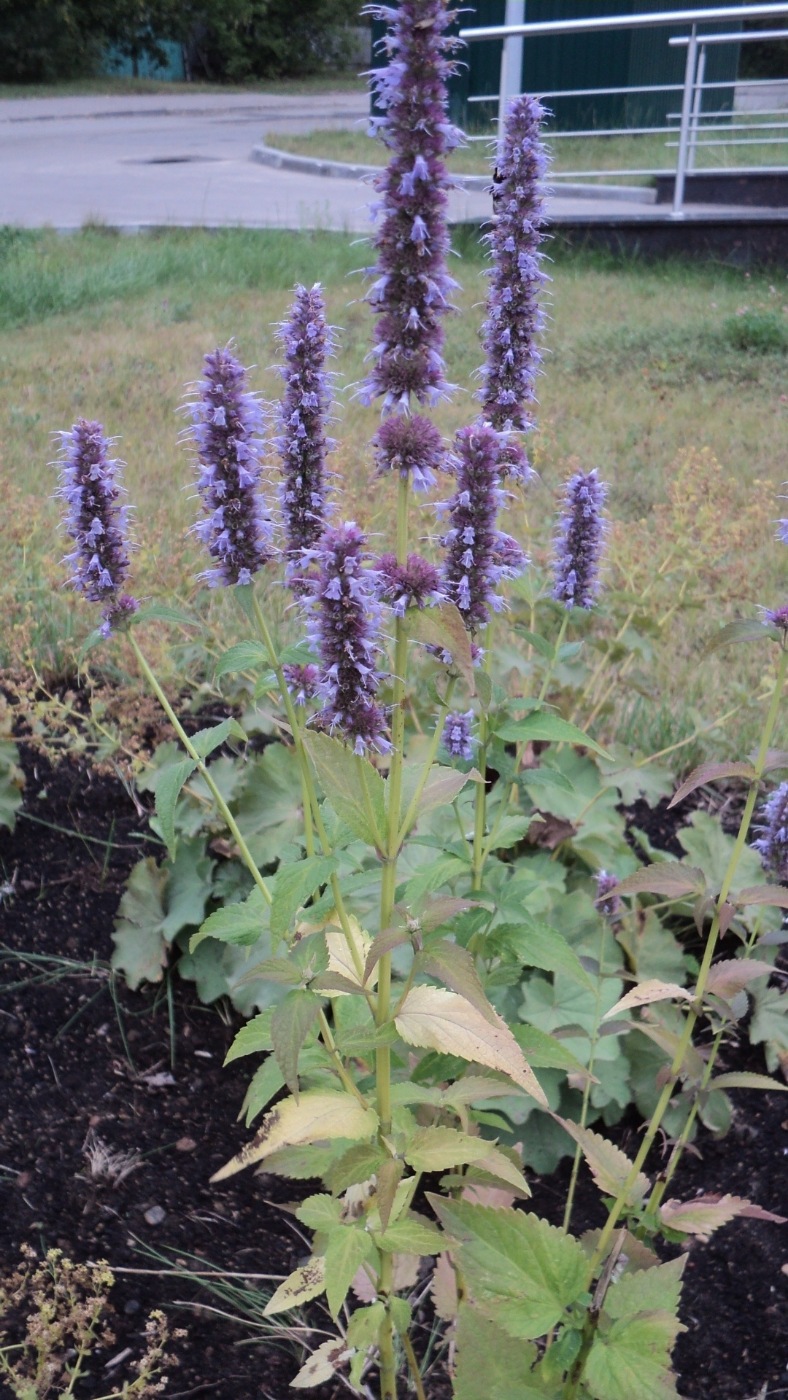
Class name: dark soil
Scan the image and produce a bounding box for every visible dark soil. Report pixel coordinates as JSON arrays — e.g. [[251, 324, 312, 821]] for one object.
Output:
[[1, 742, 787, 1400]]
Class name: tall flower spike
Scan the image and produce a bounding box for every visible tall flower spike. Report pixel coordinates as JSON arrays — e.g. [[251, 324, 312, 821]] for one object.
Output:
[[56, 418, 138, 636], [479, 94, 549, 482], [753, 781, 788, 881], [187, 345, 273, 588], [361, 0, 463, 410], [553, 468, 607, 610], [442, 422, 527, 634], [305, 522, 390, 755], [276, 284, 334, 588]]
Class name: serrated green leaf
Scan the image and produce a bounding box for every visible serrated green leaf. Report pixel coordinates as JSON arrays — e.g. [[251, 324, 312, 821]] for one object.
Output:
[[214, 641, 271, 679], [429, 1199, 587, 1339], [271, 988, 322, 1095], [295, 1193, 343, 1233], [707, 1070, 788, 1093], [705, 619, 774, 652], [224, 1009, 274, 1064], [453, 1306, 542, 1400], [131, 601, 198, 627], [585, 1310, 684, 1400], [474, 669, 493, 709], [347, 1301, 386, 1353], [155, 757, 197, 854], [325, 1226, 376, 1318], [403, 1126, 491, 1173], [513, 1023, 594, 1076], [405, 603, 474, 684], [496, 712, 610, 759], [189, 716, 246, 759], [499, 918, 595, 989], [270, 855, 339, 941], [324, 1143, 387, 1195], [111, 858, 169, 990], [303, 730, 386, 848], [554, 1120, 650, 1206], [375, 1213, 444, 1255], [604, 1257, 685, 1321], [190, 886, 269, 952], [516, 766, 575, 797]]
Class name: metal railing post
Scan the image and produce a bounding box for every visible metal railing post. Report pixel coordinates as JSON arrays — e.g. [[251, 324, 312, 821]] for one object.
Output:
[[673, 24, 699, 215], [498, 0, 526, 141], [688, 40, 707, 171]]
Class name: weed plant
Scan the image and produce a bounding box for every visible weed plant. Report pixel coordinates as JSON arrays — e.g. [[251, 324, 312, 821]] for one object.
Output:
[[5, 2, 788, 1396]]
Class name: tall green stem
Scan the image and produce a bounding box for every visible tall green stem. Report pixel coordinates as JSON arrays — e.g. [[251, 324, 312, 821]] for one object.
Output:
[[375, 472, 411, 1400], [130, 636, 272, 907], [471, 628, 492, 892]]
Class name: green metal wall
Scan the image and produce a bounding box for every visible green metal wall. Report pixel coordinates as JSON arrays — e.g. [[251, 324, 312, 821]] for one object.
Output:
[[372, 2, 744, 132]]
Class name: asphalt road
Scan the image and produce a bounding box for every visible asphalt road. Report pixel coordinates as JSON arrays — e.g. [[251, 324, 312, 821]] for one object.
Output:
[[0, 90, 494, 232]]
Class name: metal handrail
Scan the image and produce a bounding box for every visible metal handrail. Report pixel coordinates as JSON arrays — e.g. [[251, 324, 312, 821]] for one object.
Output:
[[459, 1, 788, 216]]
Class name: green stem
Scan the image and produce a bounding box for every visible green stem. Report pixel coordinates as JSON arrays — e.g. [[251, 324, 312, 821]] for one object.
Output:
[[130, 636, 272, 907], [402, 1330, 428, 1400], [396, 675, 457, 846], [583, 644, 788, 1291], [562, 916, 607, 1234], [471, 627, 493, 892], [375, 473, 411, 1400]]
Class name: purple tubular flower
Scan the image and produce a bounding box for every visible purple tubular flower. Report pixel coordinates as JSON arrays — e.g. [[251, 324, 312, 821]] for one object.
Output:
[[56, 418, 139, 636], [763, 603, 788, 635], [753, 782, 788, 880], [373, 413, 445, 493], [442, 422, 527, 633], [276, 284, 334, 587], [479, 95, 548, 484], [282, 663, 321, 706], [187, 345, 273, 588], [305, 522, 390, 755], [596, 870, 623, 922], [378, 552, 444, 616], [361, 1, 463, 409], [553, 469, 607, 610], [442, 710, 475, 761]]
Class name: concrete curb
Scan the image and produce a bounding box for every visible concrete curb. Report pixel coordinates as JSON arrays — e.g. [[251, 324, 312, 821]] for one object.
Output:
[[251, 141, 657, 205]]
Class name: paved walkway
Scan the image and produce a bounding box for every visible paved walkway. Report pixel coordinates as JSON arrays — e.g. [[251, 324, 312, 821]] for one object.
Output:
[[0, 89, 783, 232]]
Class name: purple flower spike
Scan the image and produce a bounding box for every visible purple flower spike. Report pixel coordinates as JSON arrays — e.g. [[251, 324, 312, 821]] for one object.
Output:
[[441, 423, 527, 634], [378, 552, 444, 616], [283, 663, 321, 707], [276, 284, 335, 588], [56, 418, 138, 635], [442, 710, 475, 761], [187, 345, 273, 588], [596, 870, 623, 922], [373, 413, 445, 493], [305, 522, 390, 756], [361, 0, 463, 410], [753, 781, 788, 880], [553, 468, 607, 610], [479, 95, 548, 484]]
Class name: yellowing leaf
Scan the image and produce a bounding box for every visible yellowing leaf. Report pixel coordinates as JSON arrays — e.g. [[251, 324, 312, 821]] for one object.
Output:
[[395, 985, 547, 1106], [290, 1337, 352, 1390], [211, 1091, 378, 1181], [603, 979, 694, 1021], [658, 1193, 786, 1240], [326, 916, 375, 992], [264, 1257, 326, 1316]]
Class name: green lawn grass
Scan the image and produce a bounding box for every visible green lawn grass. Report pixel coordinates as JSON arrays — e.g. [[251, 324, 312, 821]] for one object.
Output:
[[0, 73, 367, 100], [1, 227, 785, 757], [265, 120, 788, 182]]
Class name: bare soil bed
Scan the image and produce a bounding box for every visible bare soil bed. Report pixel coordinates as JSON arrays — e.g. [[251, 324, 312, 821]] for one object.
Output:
[[1, 739, 787, 1400]]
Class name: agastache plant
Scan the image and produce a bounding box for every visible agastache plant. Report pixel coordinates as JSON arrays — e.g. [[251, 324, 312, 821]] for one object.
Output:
[[479, 93, 549, 481], [55, 418, 138, 636], [53, 5, 788, 1399], [275, 283, 334, 587]]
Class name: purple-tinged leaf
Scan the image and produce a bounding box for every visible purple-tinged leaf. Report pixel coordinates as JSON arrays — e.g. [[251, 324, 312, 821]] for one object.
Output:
[[416, 939, 498, 1025], [667, 761, 755, 810], [705, 619, 777, 652], [659, 1193, 786, 1240], [603, 979, 694, 1021], [611, 864, 706, 899], [405, 603, 475, 684], [732, 884, 788, 909], [708, 1071, 788, 1093], [703, 958, 774, 1001]]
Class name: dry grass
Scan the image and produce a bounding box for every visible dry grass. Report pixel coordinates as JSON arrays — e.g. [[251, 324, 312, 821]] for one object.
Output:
[[1, 227, 786, 754]]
